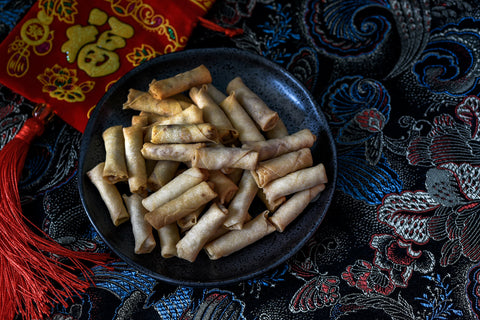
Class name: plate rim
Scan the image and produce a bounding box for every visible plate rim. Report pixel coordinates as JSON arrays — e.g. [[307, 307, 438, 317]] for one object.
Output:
[[78, 47, 337, 287]]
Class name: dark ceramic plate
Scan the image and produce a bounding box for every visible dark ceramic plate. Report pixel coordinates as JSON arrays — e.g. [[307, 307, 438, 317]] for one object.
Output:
[[78, 48, 337, 287]]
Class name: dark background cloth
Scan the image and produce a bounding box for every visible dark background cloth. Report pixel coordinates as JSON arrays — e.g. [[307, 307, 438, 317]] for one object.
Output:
[[1, 0, 480, 319]]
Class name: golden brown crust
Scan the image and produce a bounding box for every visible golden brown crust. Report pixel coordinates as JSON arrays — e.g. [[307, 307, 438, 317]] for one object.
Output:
[[148, 65, 212, 100], [226, 77, 279, 131]]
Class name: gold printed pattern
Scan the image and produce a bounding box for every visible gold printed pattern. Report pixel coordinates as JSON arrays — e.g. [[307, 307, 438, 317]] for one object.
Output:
[[6, 0, 78, 77], [188, 0, 215, 11], [88, 8, 108, 25], [37, 64, 94, 102], [20, 18, 50, 46], [38, 0, 79, 24], [61, 9, 134, 77], [7, 38, 31, 77], [62, 25, 98, 63], [87, 105, 97, 119], [126, 44, 160, 66], [105, 0, 188, 53]]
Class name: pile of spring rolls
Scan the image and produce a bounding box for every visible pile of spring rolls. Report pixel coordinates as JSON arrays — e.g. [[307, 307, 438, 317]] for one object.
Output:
[[87, 65, 328, 262]]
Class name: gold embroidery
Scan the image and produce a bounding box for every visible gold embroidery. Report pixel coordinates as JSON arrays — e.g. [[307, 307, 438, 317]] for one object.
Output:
[[77, 43, 121, 77], [87, 105, 96, 119], [37, 64, 95, 102], [98, 16, 134, 48], [89, 8, 108, 25], [62, 9, 134, 77], [20, 18, 49, 46], [7, 38, 30, 77], [126, 44, 159, 66], [6, 0, 78, 77], [7, 27, 54, 77], [62, 25, 98, 63], [38, 0, 79, 24], [105, 78, 119, 92], [33, 32, 54, 56], [105, 0, 188, 53], [188, 0, 215, 12]]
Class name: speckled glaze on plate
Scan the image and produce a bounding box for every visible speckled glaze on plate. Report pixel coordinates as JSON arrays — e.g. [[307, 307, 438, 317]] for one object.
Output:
[[78, 48, 337, 287]]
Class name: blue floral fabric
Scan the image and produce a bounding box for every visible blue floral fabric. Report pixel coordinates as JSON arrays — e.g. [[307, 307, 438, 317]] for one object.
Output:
[[3, 0, 480, 319]]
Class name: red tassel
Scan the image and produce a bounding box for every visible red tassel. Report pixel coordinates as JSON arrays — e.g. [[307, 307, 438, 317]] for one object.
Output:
[[198, 17, 244, 37], [0, 105, 112, 320]]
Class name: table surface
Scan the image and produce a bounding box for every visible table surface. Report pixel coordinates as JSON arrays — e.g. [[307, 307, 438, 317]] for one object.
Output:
[[1, 0, 479, 319]]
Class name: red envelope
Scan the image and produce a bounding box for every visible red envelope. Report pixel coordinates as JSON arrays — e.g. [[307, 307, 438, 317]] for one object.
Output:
[[0, 0, 216, 132]]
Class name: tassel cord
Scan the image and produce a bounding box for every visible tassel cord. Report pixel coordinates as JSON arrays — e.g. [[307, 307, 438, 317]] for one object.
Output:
[[198, 16, 244, 37], [0, 110, 112, 320]]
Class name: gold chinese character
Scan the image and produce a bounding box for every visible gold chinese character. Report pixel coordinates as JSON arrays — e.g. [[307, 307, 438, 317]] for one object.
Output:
[[61, 8, 134, 77]]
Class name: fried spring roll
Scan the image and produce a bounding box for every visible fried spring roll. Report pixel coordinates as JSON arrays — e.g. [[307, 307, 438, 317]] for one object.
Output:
[[131, 114, 149, 127], [265, 118, 289, 139], [208, 213, 252, 243], [227, 168, 244, 185], [145, 159, 156, 177], [149, 65, 212, 100], [102, 125, 128, 183], [263, 163, 328, 203], [269, 184, 326, 232], [189, 85, 238, 144], [242, 129, 316, 161], [141, 142, 206, 162], [205, 83, 227, 104], [251, 148, 313, 188], [208, 170, 239, 205], [123, 126, 148, 194], [224, 170, 257, 230], [158, 223, 180, 258], [257, 188, 285, 212], [147, 160, 180, 191], [219, 93, 265, 143], [87, 162, 129, 226], [219, 166, 234, 175], [169, 93, 195, 106], [226, 77, 279, 131], [144, 181, 217, 230], [123, 193, 156, 254], [192, 147, 259, 171], [149, 123, 219, 144], [177, 204, 206, 232], [204, 211, 275, 260], [142, 167, 209, 211], [176, 203, 228, 262], [141, 104, 203, 125], [123, 89, 183, 115]]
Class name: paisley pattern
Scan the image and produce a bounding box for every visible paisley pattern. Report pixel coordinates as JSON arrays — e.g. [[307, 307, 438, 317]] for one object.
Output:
[[322, 75, 403, 204], [4, 0, 480, 319], [414, 17, 480, 96], [304, 0, 392, 56]]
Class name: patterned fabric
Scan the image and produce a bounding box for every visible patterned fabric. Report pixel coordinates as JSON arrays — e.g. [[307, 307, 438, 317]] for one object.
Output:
[[3, 0, 480, 319], [0, 0, 215, 132]]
